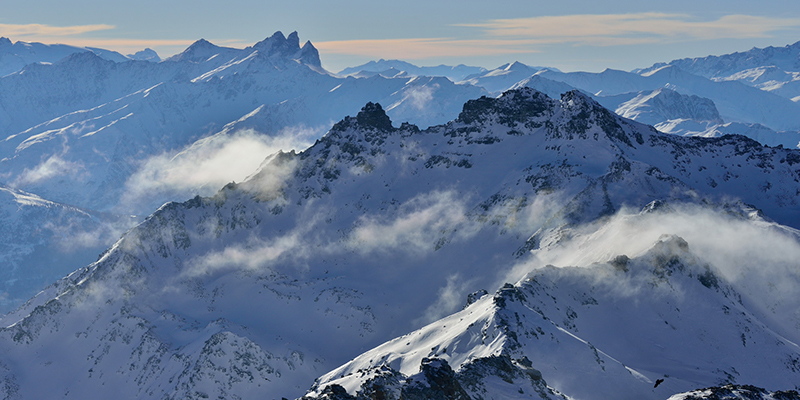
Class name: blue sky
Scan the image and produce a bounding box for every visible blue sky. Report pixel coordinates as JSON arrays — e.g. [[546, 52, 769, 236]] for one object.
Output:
[[2, 0, 800, 72]]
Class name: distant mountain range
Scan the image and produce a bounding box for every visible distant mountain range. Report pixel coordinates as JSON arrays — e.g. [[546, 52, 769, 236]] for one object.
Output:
[[0, 36, 159, 77], [338, 59, 488, 82]]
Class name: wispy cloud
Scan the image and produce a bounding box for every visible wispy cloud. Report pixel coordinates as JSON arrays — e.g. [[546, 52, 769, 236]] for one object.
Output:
[[348, 190, 474, 253], [0, 23, 115, 38], [318, 13, 800, 61], [461, 13, 800, 46], [416, 273, 477, 324], [12, 154, 86, 186], [0, 23, 197, 55], [119, 127, 317, 215]]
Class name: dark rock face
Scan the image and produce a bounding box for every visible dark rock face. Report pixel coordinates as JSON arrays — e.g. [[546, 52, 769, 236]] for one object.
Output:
[[305, 359, 470, 400], [675, 384, 800, 400], [456, 89, 553, 126], [402, 358, 471, 400], [329, 102, 396, 135], [313, 384, 357, 400], [356, 103, 395, 132]]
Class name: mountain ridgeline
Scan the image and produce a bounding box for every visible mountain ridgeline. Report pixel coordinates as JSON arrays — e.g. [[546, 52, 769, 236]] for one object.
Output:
[[0, 87, 798, 400]]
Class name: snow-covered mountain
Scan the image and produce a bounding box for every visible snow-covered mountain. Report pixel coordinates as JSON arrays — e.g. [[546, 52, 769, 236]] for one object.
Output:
[[127, 48, 161, 62], [636, 40, 800, 102], [0, 31, 486, 215], [587, 88, 800, 148], [338, 59, 486, 82], [450, 60, 800, 149], [655, 120, 800, 149], [594, 87, 723, 127], [534, 66, 800, 132], [508, 74, 584, 100], [1, 88, 798, 399], [0, 36, 154, 77], [459, 62, 557, 94]]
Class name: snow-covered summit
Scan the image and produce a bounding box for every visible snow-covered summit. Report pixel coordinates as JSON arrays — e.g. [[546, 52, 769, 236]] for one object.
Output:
[[166, 31, 322, 71], [127, 48, 161, 62]]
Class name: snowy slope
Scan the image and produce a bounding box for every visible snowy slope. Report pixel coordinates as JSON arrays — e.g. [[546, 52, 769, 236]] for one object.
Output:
[[655, 120, 800, 149], [508, 75, 583, 100], [1, 88, 799, 399], [595, 88, 722, 126], [0, 184, 133, 313]]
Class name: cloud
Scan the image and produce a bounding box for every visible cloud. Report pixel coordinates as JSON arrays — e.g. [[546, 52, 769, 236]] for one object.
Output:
[[505, 203, 800, 339], [0, 23, 114, 38], [12, 154, 86, 186], [184, 204, 332, 277], [348, 190, 475, 254], [318, 13, 800, 61], [119, 127, 317, 215], [44, 217, 131, 253], [416, 274, 477, 324], [460, 13, 800, 45], [187, 233, 304, 277], [0, 23, 198, 56], [404, 84, 437, 111]]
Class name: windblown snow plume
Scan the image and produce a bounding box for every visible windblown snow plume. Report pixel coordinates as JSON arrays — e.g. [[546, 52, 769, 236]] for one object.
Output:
[[509, 203, 800, 340], [120, 128, 315, 214], [12, 154, 87, 187]]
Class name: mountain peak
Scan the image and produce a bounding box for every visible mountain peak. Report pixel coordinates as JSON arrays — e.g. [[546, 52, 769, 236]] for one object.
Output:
[[253, 31, 294, 52], [251, 31, 321, 68], [505, 61, 528, 70], [456, 87, 554, 125], [287, 31, 300, 48], [0, 37, 11, 47], [324, 102, 399, 147], [189, 38, 215, 49], [299, 40, 321, 68], [127, 48, 161, 62], [356, 102, 394, 131]]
